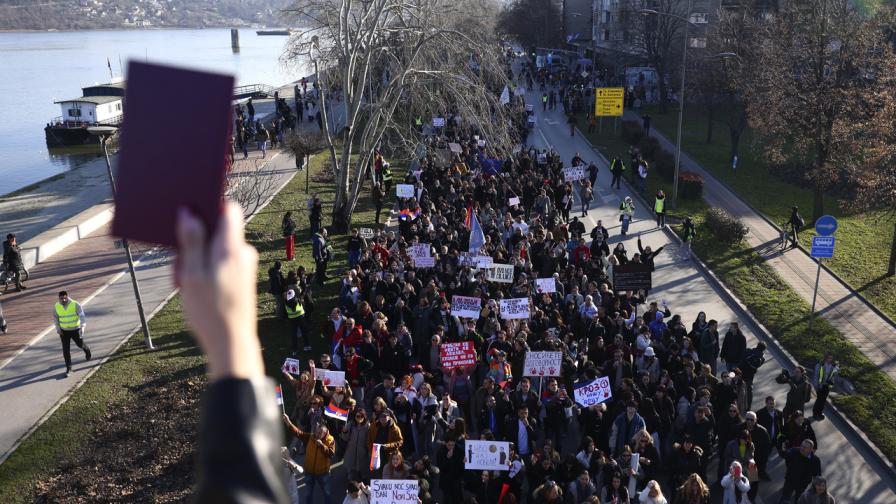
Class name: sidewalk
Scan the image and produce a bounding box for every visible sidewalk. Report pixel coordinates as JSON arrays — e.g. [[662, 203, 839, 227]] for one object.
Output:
[[526, 86, 896, 502], [625, 110, 896, 383]]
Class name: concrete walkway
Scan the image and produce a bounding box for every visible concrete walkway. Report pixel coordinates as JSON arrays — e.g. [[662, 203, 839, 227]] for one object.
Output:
[[625, 110, 896, 383], [524, 88, 896, 503]]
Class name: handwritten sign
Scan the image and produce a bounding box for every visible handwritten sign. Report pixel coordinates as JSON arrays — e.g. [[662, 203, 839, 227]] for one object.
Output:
[[499, 298, 530, 319], [612, 263, 652, 291], [371, 479, 419, 504], [408, 244, 430, 260], [448, 142, 462, 153], [415, 256, 435, 268], [563, 166, 585, 181], [476, 255, 493, 268], [432, 117, 446, 127], [314, 369, 346, 387], [440, 341, 477, 368], [359, 227, 375, 239], [465, 440, 512, 471], [396, 184, 415, 199], [509, 197, 520, 206], [487, 263, 514, 283], [573, 377, 613, 407], [535, 277, 556, 294], [477, 139, 486, 147], [282, 358, 301, 375], [451, 295, 482, 318], [524, 351, 563, 376]]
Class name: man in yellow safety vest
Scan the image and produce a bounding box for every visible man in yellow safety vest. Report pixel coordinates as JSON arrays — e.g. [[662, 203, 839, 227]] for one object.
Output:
[[54, 290, 91, 377], [654, 189, 666, 228], [284, 289, 309, 354]]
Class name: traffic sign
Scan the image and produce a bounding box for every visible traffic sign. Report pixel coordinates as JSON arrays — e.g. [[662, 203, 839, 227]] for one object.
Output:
[[595, 87, 624, 117], [815, 215, 838, 236], [811, 236, 836, 258]]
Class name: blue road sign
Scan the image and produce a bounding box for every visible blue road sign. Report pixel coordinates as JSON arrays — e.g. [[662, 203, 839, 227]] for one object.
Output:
[[815, 215, 838, 236], [811, 236, 836, 258]]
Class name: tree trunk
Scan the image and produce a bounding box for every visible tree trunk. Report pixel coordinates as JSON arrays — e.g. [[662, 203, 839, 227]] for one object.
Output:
[[705, 103, 714, 144], [812, 184, 824, 222], [888, 220, 896, 276]]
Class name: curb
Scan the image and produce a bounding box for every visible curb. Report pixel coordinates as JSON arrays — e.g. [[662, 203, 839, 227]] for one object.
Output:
[[18, 203, 115, 271], [661, 223, 896, 479]]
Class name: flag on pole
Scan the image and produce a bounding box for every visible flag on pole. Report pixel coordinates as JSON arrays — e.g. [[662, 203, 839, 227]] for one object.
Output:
[[369, 443, 383, 471], [324, 402, 350, 422], [469, 212, 485, 253], [464, 205, 473, 229], [275, 384, 285, 414]]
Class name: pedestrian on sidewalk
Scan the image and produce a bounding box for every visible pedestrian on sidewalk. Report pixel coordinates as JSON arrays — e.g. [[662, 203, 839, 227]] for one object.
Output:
[[811, 353, 839, 421], [642, 114, 652, 135], [54, 290, 91, 377], [312, 229, 331, 286], [637, 160, 649, 195], [588, 161, 599, 188], [788, 206, 805, 248], [580, 181, 593, 217], [567, 113, 577, 137], [373, 184, 386, 225], [0, 300, 7, 334], [3, 233, 27, 291], [680, 217, 696, 261], [654, 190, 666, 228], [588, 114, 597, 134], [282, 211, 297, 261], [619, 196, 635, 236], [255, 120, 269, 159], [247, 97, 255, 122], [780, 440, 822, 504], [780, 366, 812, 419], [542, 92, 548, 111], [610, 156, 626, 189]]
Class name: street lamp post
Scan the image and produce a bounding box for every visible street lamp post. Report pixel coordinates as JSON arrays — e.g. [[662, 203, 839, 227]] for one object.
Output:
[[671, 0, 693, 209], [87, 126, 154, 350]]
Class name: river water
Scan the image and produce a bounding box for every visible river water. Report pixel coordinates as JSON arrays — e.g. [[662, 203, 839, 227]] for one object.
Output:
[[0, 28, 307, 195]]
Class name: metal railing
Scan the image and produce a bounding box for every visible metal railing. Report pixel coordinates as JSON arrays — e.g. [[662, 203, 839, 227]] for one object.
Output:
[[234, 83, 277, 99]]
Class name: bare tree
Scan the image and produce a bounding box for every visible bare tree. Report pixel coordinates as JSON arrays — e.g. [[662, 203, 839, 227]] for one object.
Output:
[[225, 158, 281, 219], [622, 0, 687, 113], [735, 0, 893, 220], [496, 0, 564, 49], [282, 0, 515, 231]]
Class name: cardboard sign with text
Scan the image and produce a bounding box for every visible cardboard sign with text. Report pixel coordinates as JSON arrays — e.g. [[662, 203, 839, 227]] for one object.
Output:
[[371, 480, 419, 504], [523, 351, 563, 376], [464, 440, 512, 471], [500, 298, 530, 319], [573, 376, 613, 407], [487, 263, 514, 283], [440, 341, 476, 369], [451, 295, 482, 318], [314, 369, 346, 387], [535, 278, 556, 294]]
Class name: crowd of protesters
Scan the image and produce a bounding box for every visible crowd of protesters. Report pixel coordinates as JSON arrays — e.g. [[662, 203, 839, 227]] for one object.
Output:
[[271, 58, 838, 504]]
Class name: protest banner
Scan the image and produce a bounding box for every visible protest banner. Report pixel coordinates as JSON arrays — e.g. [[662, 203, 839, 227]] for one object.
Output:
[[314, 368, 346, 387], [563, 166, 585, 181], [451, 295, 482, 318], [414, 256, 435, 268], [509, 197, 520, 206], [477, 139, 486, 147], [612, 263, 652, 291], [535, 277, 556, 294], [432, 117, 446, 127], [440, 341, 477, 368], [281, 358, 301, 375], [448, 142, 462, 154], [487, 263, 514, 283], [459, 252, 477, 267], [359, 227, 375, 239], [371, 480, 419, 504], [500, 298, 530, 319], [396, 184, 415, 199], [523, 351, 563, 376], [465, 440, 512, 470], [573, 376, 613, 407], [408, 244, 430, 260], [477, 255, 493, 268]]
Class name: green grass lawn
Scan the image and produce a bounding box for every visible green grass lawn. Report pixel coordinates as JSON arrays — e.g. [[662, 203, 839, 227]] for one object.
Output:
[[644, 104, 896, 321], [0, 152, 394, 502], [675, 213, 896, 463]]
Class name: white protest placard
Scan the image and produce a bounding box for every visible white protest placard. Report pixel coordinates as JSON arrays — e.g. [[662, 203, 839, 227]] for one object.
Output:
[[415, 256, 436, 268], [563, 166, 586, 181], [432, 117, 446, 127], [509, 197, 521, 207], [459, 252, 478, 267], [573, 376, 613, 407], [448, 142, 462, 154], [371, 479, 419, 504], [476, 255, 493, 268], [525, 104, 533, 112], [477, 139, 486, 147], [535, 277, 556, 294], [499, 298, 530, 319], [359, 227, 375, 239], [440, 341, 477, 368], [314, 368, 346, 387], [487, 263, 514, 283], [408, 244, 431, 260], [465, 440, 512, 471], [282, 358, 301, 375], [524, 351, 563, 376], [451, 295, 482, 318], [396, 184, 415, 198]]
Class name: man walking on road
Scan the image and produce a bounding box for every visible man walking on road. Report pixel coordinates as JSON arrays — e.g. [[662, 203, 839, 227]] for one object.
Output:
[[610, 156, 625, 189], [54, 291, 91, 377], [812, 353, 839, 421], [3, 233, 27, 291]]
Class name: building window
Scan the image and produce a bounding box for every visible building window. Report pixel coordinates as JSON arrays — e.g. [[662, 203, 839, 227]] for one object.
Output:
[[604, 11, 611, 23], [689, 12, 708, 24], [116, 103, 122, 111], [603, 30, 610, 41], [689, 37, 707, 48], [68, 108, 81, 117]]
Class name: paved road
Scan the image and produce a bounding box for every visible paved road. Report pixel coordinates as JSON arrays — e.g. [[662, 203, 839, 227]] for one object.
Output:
[[0, 149, 300, 463], [625, 110, 896, 383]]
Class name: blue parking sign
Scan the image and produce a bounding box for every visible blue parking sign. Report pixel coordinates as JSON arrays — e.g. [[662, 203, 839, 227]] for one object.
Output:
[[811, 236, 835, 258]]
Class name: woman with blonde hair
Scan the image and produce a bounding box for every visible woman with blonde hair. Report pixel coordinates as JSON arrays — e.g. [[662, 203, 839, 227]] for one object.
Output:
[[382, 451, 411, 480], [674, 474, 709, 504], [638, 480, 667, 504], [631, 429, 660, 483], [720, 461, 751, 504]]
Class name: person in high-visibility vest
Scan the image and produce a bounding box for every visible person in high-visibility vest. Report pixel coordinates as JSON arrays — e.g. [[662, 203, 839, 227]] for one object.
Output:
[[284, 289, 309, 353], [619, 196, 635, 236], [654, 189, 667, 228], [381, 162, 393, 193], [610, 157, 626, 190], [54, 290, 91, 377], [812, 353, 839, 420]]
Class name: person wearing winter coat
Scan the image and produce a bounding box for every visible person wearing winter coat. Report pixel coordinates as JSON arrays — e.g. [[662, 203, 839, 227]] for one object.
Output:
[[720, 461, 750, 504], [673, 473, 709, 504], [720, 323, 746, 372], [697, 321, 720, 375], [638, 480, 668, 504], [610, 402, 646, 456], [781, 440, 822, 504], [783, 366, 813, 419], [797, 476, 836, 504], [669, 436, 704, 489], [341, 408, 371, 482]]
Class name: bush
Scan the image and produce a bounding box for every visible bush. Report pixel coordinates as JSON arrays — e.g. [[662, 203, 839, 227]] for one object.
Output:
[[638, 136, 661, 161], [678, 171, 704, 200], [654, 149, 676, 181], [620, 120, 644, 145], [703, 208, 748, 244]]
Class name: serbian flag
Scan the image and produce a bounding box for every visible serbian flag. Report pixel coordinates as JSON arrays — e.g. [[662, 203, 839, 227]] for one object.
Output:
[[369, 443, 383, 471], [464, 205, 473, 229], [275, 385, 284, 406], [324, 402, 349, 422], [399, 208, 421, 221]]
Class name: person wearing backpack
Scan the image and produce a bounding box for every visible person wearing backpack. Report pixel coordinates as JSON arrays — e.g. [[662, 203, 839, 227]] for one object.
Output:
[[788, 206, 805, 248]]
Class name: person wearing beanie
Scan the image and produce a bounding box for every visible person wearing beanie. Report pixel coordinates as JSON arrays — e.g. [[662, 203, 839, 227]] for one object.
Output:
[[797, 476, 836, 504]]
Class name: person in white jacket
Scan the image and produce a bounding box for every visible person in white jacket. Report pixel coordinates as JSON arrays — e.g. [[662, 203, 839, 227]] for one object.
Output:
[[720, 461, 751, 504], [639, 480, 668, 504]]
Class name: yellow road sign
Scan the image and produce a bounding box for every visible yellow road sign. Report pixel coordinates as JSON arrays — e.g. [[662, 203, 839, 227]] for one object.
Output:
[[595, 87, 624, 117]]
